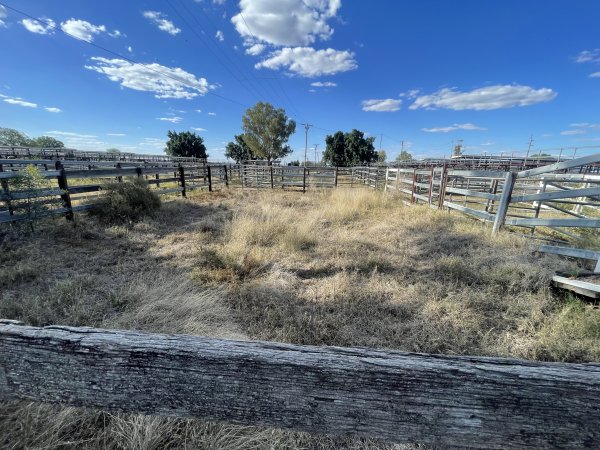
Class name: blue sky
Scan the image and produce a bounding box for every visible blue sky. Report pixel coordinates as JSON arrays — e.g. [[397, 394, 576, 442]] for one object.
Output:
[[1, 0, 600, 161]]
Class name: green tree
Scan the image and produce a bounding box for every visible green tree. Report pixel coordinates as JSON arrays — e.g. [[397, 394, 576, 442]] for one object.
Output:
[[323, 129, 376, 166], [11, 165, 60, 232], [241, 102, 296, 164], [0, 127, 31, 146], [322, 131, 346, 166], [30, 136, 65, 148], [164, 131, 208, 159], [377, 150, 387, 163], [396, 150, 413, 161], [106, 148, 121, 154], [225, 134, 254, 163]]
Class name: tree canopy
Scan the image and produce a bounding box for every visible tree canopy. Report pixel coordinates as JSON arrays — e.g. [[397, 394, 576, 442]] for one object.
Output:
[[396, 150, 413, 161], [225, 134, 254, 163], [31, 136, 65, 148], [241, 102, 296, 164], [322, 129, 377, 167], [164, 131, 208, 159], [377, 150, 387, 163], [0, 128, 65, 148]]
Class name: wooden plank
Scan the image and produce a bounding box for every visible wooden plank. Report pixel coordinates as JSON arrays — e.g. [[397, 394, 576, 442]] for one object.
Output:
[[0, 322, 599, 448], [506, 218, 600, 228], [517, 153, 600, 178], [552, 276, 600, 299], [0, 170, 61, 179], [510, 186, 600, 203], [444, 187, 500, 200]]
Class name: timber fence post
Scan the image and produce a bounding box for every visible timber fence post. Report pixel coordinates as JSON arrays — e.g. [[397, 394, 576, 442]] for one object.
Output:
[[178, 164, 186, 197], [207, 165, 212, 192], [223, 165, 229, 188], [270, 165, 274, 189], [0, 164, 14, 216], [492, 171, 516, 234], [334, 167, 338, 188], [303, 166, 306, 193], [55, 161, 73, 221]]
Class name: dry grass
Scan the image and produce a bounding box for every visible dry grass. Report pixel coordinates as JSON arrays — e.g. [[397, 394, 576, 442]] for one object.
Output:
[[0, 187, 598, 449]]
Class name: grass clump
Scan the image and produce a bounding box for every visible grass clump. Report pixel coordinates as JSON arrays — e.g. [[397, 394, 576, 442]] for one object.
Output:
[[89, 178, 161, 225]]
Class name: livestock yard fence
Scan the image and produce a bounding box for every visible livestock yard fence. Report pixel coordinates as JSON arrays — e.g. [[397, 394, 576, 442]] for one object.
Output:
[[0, 319, 598, 448]]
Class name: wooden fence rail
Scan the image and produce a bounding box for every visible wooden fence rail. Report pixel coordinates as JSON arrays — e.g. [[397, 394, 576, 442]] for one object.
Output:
[[0, 160, 229, 224], [0, 321, 598, 448]]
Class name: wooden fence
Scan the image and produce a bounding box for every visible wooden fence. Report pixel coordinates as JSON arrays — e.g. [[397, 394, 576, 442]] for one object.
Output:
[[384, 154, 600, 251], [0, 320, 598, 448], [0, 159, 230, 224]]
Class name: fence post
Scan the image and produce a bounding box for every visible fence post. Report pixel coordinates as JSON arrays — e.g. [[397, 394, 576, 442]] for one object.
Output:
[[135, 167, 143, 178], [207, 165, 212, 192], [155, 173, 160, 188], [395, 168, 400, 193], [55, 161, 74, 221], [116, 163, 123, 183], [178, 164, 186, 197], [0, 164, 15, 216], [411, 169, 417, 204], [428, 166, 435, 205], [384, 168, 389, 192], [270, 165, 274, 189], [438, 164, 448, 209], [334, 167, 338, 188], [302, 167, 306, 193], [223, 165, 229, 188], [492, 171, 516, 234]]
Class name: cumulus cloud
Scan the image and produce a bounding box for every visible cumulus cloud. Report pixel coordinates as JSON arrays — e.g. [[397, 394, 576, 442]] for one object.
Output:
[[45, 107, 62, 113], [107, 133, 126, 136], [60, 19, 106, 42], [231, 0, 341, 47], [208, 112, 217, 116], [409, 85, 557, 110], [143, 11, 181, 36], [158, 117, 182, 123], [84, 57, 211, 99], [192, 127, 207, 132], [361, 98, 402, 112], [311, 81, 337, 87], [256, 47, 357, 77], [421, 123, 487, 133], [215, 30, 224, 41], [245, 43, 265, 55], [4, 98, 37, 108], [21, 17, 56, 35], [574, 49, 600, 64], [590, 72, 600, 78]]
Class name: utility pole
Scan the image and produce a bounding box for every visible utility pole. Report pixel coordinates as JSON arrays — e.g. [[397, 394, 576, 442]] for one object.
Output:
[[526, 134, 534, 158], [300, 123, 312, 166], [379, 134, 383, 150], [313, 144, 319, 166]]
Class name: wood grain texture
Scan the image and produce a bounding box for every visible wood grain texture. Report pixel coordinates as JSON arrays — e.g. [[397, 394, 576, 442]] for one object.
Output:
[[0, 322, 599, 448]]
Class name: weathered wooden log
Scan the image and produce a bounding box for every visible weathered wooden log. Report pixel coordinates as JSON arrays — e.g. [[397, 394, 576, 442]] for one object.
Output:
[[0, 321, 599, 448]]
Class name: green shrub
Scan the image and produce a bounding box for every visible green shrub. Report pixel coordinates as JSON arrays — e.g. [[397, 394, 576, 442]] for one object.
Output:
[[90, 178, 161, 225]]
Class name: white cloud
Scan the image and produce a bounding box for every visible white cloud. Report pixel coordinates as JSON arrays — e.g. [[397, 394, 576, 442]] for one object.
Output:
[[143, 11, 181, 36], [0, 5, 6, 27], [4, 98, 37, 108], [361, 98, 402, 112], [107, 133, 126, 136], [421, 123, 487, 133], [21, 18, 56, 35], [215, 30, 224, 41], [590, 72, 600, 78], [410, 85, 557, 110], [570, 122, 600, 129], [311, 81, 337, 87], [245, 43, 265, 56], [108, 29, 125, 38], [196, 109, 202, 113], [560, 129, 586, 136], [208, 112, 217, 116], [214, 0, 227, 5], [256, 47, 357, 77], [158, 117, 183, 123], [127, 46, 133, 53], [60, 19, 106, 42], [46, 131, 97, 138], [574, 49, 600, 64], [45, 107, 62, 113], [85, 57, 211, 99], [192, 127, 207, 132], [231, 0, 341, 47]]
